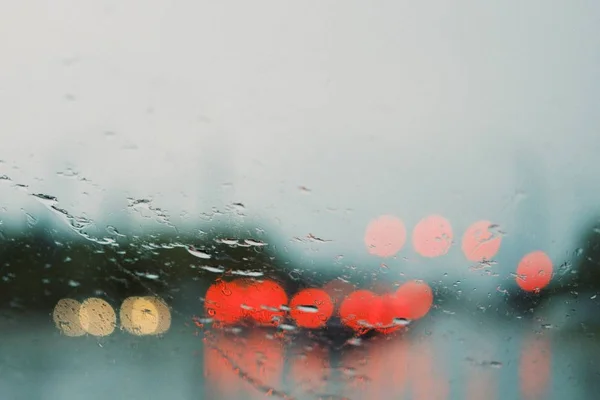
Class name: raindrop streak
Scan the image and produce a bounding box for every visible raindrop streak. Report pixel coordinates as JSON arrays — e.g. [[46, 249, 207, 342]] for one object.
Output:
[[392, 318, 411, 326], [230, 270, 264, 277], [135, 272, 160, 280], [218, 238, 239, 246], [31, 193, 116, 246], [244, 239, 267, 247], [22, 210, 38, 227], [127, 198, 174, 228], [295, 305, 319, 314], [278, 324, 297, 331], [200, 265, 225, 274], [187, 246, 211, 259], [106, 225, 126, 237]]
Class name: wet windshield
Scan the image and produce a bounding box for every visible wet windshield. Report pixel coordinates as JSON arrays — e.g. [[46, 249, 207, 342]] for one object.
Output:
[[2, 2, 600, 399]]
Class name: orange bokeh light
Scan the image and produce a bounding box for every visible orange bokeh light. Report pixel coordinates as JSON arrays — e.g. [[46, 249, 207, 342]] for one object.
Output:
[[412, 215, 453, 258], [289, 288, 334, 329], [462, 220, 502, 262], [515, 251, 553, 292], [364, 215, 407, 257]]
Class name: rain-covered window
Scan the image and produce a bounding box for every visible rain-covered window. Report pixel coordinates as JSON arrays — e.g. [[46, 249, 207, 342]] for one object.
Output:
[[2, 2, 600, 399]]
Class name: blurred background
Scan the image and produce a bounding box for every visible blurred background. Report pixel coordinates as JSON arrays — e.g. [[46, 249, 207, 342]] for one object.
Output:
[[2, 1, 600, 399]]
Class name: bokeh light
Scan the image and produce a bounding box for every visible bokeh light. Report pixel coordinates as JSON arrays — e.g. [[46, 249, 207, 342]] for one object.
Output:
[[53, 298, 85, 337], [289, 288, 334, 329], [461, 220, 502, 262], [395, 280, 434, 320], [120, 296, 171, 335], [370, 293, 405, 334], [412, 215, 453, 257], [79, 297, 116, 337], [243, 279, 288, 326], [339, 282, 433, 334], [205, 280, 245, 324], [205, 279, 288, 327], [515, 251, 553, 292], [364, 215, 407, 257], [339, 290, 378, 332]]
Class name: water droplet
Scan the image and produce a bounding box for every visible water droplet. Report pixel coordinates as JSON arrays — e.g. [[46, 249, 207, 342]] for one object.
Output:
[[187, 246, 211, 259], [296, 305, 319, 313], [288, 270, 301, 281], [31, 193, 58, 207], [278, 324, 296, 331], [106, 225, 126, 237], [244, 239, 267, 247], [200, 265, 225, 273], [22, 211, 38, 227], [231, 202, 245, 210], [392, 318, 411, 326], [135, 272, 160, 280], [231, 270, 263, 277], [218, 238, 238, 246]]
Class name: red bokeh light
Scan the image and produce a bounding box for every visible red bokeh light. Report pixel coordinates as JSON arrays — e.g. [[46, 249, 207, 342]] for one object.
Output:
[[339, 290, 378, 332], [339, 282, 434, 334], [289, 288, 334, 329], [412, 215, 453, 258], [205, 277, 434, 332], [515, 251, 553, 292], [370, 293, 404, 334], [462, 220, 502, 262], [205, 279, 288, 326], [395, 280, 434, 320], [204, 280, 245, 324], [244, 280, 288, 326], [364, 215, 407, 257]]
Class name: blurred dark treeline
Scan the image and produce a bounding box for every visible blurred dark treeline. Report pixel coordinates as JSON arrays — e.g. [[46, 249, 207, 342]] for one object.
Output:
[[0, 222, 349, 315], [2, 214, 600, 325]]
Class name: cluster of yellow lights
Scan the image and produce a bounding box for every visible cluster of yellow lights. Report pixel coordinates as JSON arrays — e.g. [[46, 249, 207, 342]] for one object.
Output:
[[53, 296, 171, 337]]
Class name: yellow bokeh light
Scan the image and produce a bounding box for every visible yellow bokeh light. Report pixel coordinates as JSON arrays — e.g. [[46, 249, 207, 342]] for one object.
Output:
[[120, 296, 171, 336], [53, 298, 85, 337], [79, 297, 116, 337]]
